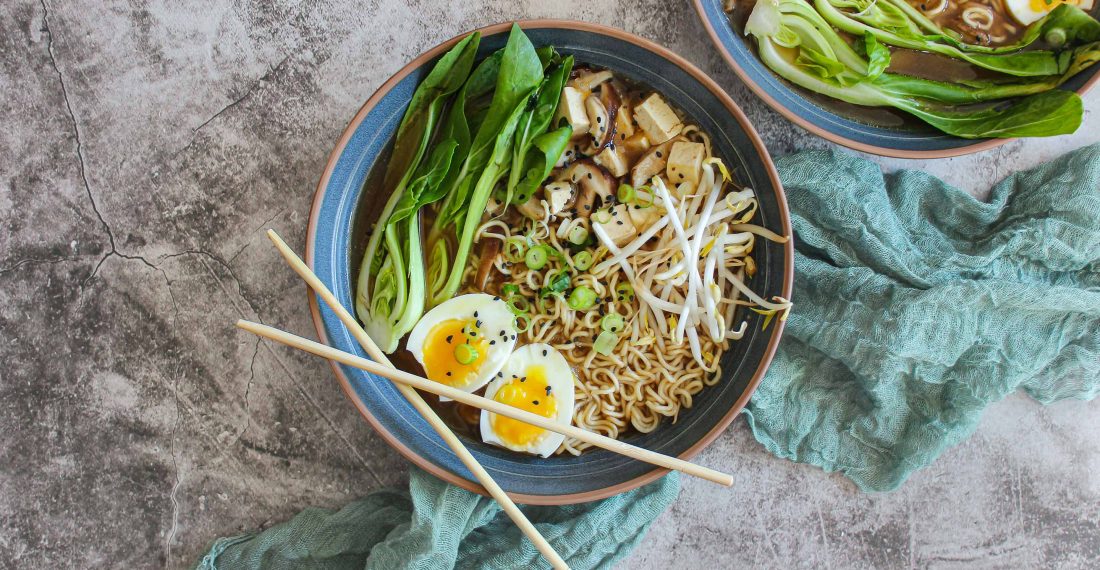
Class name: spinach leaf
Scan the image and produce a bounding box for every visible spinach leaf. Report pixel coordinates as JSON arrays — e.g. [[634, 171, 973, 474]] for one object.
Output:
[[506, 55, 574, 203], [512, 126, 573, 205]]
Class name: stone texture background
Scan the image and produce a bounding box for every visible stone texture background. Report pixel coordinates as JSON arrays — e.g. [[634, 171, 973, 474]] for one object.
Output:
[[2, 0, 1098, 568]]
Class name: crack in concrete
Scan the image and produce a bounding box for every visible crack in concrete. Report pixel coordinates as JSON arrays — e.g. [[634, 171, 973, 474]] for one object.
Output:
[[41, 0, 177, 305], [232, 338, 261, 446], [178, 54, 293, 156], [160, 249, 385, 486], [0, 256, 79, 276], [164, 357, 184, 570]]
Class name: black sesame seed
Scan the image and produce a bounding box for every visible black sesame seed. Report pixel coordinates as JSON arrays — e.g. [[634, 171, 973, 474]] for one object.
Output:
[[474, 311, 479, 318], [545, 386, 552, 395], [596, 116, 602, 123], [446, 371, 452, 376], [498, 372, 503, 377], [533, 400, 540, 405], [616, 220, 624, 225], [495, 198, 502, 205], [678, 173, 684, 180], [587, 173, 593, 180], [446, 335, 454, 343], [656, 151, 662, 158], [584, 204, 591, 211], [490, 340, 497, 345], [521, 377, 527, 383], [542, 349, 548, 356]]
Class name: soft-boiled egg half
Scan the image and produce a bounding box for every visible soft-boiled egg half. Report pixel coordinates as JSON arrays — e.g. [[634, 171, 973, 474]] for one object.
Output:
[[1005, 0, 1093, 26], [406, 293, 517, 398], [480, 344, 575, 457]]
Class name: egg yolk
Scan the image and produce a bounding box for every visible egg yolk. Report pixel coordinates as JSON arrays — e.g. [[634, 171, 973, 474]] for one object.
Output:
[[422, 319, 490, 389], [1030, 0, 1077, 13], [490, 365, 558, 447]]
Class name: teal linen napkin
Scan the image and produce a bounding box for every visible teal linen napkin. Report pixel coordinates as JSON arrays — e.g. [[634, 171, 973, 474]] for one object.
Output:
[[194, 467, 679, 569], [196, 144, 1099, 568], [747, 143, 1100, 492]]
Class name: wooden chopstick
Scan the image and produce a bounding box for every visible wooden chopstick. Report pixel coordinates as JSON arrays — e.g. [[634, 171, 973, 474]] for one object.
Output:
[[264, 230, 568, 570], [239, 318, 735, 487]]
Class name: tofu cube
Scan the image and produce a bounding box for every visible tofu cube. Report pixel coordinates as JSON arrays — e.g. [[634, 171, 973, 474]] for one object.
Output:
[[666, 141, 705, 187], [556, 87, 590, 135], [628, 199, 662, 233], [634, 94, 683, 144], [615, 101, 635, 139], [595, 204, 637, 247], [593, 147, 629, 178], [516, 194, 544, 220], [543, 181, 574, 216], [622, 132, 651, 157]]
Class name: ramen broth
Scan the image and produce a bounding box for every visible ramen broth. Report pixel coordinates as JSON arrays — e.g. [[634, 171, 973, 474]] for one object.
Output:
[[908, 0, 1026, 46]]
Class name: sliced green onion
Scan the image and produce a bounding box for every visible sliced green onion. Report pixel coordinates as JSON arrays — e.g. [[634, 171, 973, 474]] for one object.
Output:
[[635, 186, 654, 208], [600, 313, 625, 333], [572, 251, 594, 271], [503, 237, 527, 263], [617, 183, 636, 204], [593, 330, 618, 355], [567, 286, 597, 310], [508, 296, 530, 314], [525, 245, 550, 270], [615, 282, 634, 302], [548, 270, 571, 293], [514, 314, 531, 333], [567, 225, 589, 245], [501, 283, 521, 298], [454, 343, 479, 365], [592, 209, 612, 224]]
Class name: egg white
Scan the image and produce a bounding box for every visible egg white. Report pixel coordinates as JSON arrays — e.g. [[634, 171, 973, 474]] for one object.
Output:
[[406, 293, 517, 398], [480, 343, 576, 457], [1005, 0, 1093, 26]]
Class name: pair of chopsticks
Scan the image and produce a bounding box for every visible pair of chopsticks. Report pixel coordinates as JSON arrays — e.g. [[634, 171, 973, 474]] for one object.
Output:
[[248, 230, 734, 570]]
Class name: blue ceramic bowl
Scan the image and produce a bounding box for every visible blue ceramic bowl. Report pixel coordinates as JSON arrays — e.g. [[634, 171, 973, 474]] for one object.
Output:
[[307, 20, 793, 504], [694, 0, 1100, 158]]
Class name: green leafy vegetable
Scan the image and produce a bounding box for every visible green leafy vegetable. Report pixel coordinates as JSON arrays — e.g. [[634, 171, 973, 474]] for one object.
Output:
[[506, 56, 575, 205], [744, 0, 1087, 139], [814, 0, 1072, 77], [355, 32, 481, 353], [427, 24, 548, 305]]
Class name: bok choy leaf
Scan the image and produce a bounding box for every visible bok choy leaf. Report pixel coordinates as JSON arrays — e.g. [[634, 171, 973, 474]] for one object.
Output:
[[427, 24, 546, 306], [745, 0, 1086, 139], [355, 32, 480, 352]]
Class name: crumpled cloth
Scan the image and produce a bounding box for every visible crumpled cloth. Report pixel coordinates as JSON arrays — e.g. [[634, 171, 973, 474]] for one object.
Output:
[[746, 143, 1100, 492], [193, 467, 678, 569], [195, 144, 1099, 568]]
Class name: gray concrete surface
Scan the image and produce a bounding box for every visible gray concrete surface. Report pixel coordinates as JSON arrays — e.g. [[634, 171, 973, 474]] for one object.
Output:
[[1, 0, 1097, 568]]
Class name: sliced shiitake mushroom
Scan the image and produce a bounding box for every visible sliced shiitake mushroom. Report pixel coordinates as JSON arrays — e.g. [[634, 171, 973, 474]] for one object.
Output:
[[584, 82, 623, 151], [630, 135, 685, 188], [558, 159, 614, 218], [474, 238, 501, 291], [572, 69, 614, 93]]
